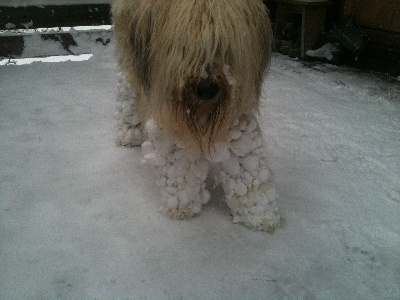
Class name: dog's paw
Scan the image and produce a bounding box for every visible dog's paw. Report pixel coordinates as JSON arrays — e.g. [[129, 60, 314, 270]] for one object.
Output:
[[228, 182, 281, 233], [160, 204, 200, 220], [159, 187, 211, 220]]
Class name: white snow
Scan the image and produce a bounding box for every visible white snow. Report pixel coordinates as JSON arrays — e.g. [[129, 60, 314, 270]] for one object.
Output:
[[306, 43, 340, 61], [1, 47, 399, 298], [0, 53, 93, 65]]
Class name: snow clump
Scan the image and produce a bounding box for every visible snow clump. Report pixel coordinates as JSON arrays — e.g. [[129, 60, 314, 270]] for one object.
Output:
[[143, 113, 280, 231], [115, 72, 143, 147]]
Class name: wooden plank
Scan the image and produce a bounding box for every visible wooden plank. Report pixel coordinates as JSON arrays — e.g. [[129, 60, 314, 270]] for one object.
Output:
[[358, 0, 400, 33], [340, 1, 400, 76], [364, 28, 400, 49], [302, 6, 326, 58], [0, 4, 111, 29], [342, 0, 400, 33], [341, 0, 361, 17], [350, 42, 400, 77]]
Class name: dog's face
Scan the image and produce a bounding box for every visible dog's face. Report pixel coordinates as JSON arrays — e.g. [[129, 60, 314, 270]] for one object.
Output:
[[112, 0, 273, 151], [177, 64, 232, 146]]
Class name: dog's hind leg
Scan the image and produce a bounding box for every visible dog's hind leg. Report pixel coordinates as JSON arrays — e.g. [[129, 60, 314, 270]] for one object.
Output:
[[219, 115, 281, 232], [142, 120, 211, 219], [115, 72, 144, 147]]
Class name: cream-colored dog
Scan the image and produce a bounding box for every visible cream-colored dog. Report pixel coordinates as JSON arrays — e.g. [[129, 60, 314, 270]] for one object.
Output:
[[112, 0, 280, 232]]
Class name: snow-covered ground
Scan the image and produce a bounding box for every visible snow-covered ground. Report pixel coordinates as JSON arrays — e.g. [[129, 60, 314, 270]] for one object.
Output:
[[1, 50, 399, 299]]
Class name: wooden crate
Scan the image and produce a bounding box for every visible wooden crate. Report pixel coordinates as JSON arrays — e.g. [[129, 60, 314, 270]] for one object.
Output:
[[342, 0, 400, 33]]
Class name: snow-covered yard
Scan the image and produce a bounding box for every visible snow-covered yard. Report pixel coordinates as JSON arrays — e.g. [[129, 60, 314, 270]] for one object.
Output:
[[1, 51, 399, 299]]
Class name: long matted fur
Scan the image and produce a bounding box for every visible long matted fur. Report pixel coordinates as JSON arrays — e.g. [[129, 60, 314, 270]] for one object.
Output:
[[112, 0, 272, 151]]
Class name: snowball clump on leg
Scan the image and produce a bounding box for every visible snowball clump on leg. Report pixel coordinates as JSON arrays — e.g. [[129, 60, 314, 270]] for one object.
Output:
[[218, 114, 281, 232], [141, 114, 281, 232], [143, 120, 211, 219], [115, 72, 143, 147]]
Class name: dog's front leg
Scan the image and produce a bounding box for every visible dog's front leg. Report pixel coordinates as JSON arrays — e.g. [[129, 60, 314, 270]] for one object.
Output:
[[219, 115, 281, 232], [142, 120, 211, 220]]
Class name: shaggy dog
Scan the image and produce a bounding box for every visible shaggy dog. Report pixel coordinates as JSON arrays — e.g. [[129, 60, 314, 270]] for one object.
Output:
[[112, 0, 281, 232]]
